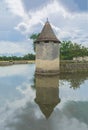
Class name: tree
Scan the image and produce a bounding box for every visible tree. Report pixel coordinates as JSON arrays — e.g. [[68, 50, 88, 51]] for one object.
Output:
[[30, 33, 40, 51], [60, 41, 74, 60], [23, 53, 35, 60], [60, 41, 88, 60]]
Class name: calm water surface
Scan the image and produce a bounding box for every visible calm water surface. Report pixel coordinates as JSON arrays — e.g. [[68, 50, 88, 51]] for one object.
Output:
[[0, 64, 88, 130]]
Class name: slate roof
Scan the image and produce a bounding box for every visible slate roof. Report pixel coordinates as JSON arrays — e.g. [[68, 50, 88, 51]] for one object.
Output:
[[35, 21, 61, 43]]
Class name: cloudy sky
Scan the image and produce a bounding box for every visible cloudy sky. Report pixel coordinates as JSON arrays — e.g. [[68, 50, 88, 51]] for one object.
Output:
[[0, 0, 88, 56]]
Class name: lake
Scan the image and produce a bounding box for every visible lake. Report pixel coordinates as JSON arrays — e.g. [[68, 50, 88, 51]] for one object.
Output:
[[0, 64, 88, 130]]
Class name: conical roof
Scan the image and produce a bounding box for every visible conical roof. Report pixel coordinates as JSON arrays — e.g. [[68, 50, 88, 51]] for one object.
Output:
[[35, 21, 60, 43]]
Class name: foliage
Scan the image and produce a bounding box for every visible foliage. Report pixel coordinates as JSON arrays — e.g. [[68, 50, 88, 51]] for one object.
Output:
[[30, 33, 39, 41], [0, 54, 35, 61], [60, 41, 88, 60], [30, 33, 40, 51], [23, 53, 35, 60]]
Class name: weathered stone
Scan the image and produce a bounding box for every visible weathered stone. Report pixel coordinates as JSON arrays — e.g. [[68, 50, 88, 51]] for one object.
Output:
[[35, 21, 60, 75], [60, 61, 88, 73]]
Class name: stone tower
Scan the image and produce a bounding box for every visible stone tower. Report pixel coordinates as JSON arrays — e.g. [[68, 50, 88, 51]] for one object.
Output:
[[35, 20, 61, 75]]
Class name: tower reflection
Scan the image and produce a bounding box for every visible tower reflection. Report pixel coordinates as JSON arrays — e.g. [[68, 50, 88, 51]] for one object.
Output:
[[35, 75, 61, 118]]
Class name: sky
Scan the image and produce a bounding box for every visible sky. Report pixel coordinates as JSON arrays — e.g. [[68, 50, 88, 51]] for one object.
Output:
[[0, 0, 88, 56]]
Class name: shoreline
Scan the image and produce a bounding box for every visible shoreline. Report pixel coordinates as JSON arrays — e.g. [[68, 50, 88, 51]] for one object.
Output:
[[0, 60, 88, 73], [0, 60, 35, 66]]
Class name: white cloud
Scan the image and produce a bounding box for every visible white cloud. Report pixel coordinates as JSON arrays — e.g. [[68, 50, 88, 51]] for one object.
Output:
[[0, 40, 34, 55], [15, 0, 71, 34], [4, 0, 88, 47], [5, 0, 28, 19]]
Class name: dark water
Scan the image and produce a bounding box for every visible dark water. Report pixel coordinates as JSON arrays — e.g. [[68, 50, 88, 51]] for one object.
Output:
[[0, 64, 88, 130]]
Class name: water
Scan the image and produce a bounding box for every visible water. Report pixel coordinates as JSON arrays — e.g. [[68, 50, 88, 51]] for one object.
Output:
[[0, 64, 88, 130]]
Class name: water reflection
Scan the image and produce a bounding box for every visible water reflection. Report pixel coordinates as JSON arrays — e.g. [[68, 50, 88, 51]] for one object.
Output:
[[0, 65, 88, 130], [60, 73, 88, 89], [35, 75, 61, 118]]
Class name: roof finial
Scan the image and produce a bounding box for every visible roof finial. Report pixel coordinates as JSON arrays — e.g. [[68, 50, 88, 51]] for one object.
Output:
[[47, 18, 49, 22]]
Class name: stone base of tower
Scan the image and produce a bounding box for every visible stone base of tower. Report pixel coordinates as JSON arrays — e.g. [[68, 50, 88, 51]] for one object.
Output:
[[35, 70, 60, 75], [35, 59, 60, 75]]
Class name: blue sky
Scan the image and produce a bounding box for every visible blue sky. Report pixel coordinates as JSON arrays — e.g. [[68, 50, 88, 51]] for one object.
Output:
[[0, 0, 88, 56]]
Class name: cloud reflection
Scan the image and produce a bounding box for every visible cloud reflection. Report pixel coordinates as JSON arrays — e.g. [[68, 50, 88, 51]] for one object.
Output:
[[0, 65, 88, 130]]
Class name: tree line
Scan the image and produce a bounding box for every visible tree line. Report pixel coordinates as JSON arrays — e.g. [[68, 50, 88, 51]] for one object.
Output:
[[0, 54, 35, 61]]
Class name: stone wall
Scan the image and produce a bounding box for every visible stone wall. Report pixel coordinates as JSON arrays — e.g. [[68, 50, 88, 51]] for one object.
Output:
[[36, 42, 60, 74], [60, 60, 88, 73], [36, 42, 59, 60]]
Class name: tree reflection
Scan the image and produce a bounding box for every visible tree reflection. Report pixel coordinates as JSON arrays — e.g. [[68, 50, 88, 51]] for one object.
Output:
[[60, 73, 88, 89]]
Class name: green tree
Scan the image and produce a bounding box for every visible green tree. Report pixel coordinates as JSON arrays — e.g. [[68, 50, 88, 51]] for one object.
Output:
[[60, 41, 88, 60], [60, 41, 73, 60], [23, 53, 35, 60], [30, 33, 40, 51]]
